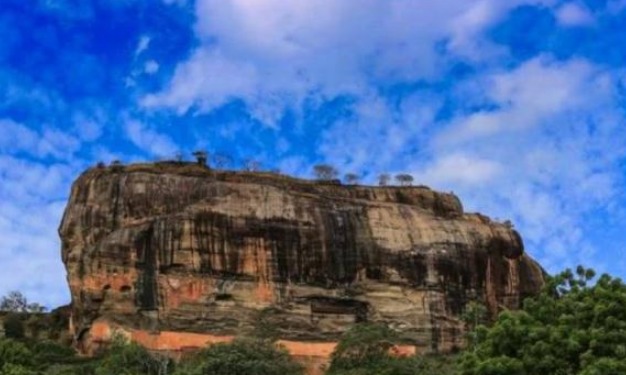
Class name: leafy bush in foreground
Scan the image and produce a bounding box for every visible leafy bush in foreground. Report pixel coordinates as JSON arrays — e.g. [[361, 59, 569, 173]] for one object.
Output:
[[95, 335, 169, 375], [460, 266, 626, 375], [327, 323, 455, 375], [174, 338, 303, 375]]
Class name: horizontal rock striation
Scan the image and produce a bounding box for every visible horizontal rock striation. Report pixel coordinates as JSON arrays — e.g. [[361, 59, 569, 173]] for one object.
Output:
[[60, 162, 544, 359]]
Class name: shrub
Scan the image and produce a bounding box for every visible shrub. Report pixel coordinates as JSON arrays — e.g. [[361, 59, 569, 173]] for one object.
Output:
[[2, 315, 24, 340], [327, 323, 457, 375], [394, 174, 413, 186], [31, 340, 76, 367], [313, 164, 338, 181], [0, 339, 33, 369], [0, 363, 37, 375], [328, 323, 399, 374], [459, 267, 626, 375], [175, 338, 303, 375], [378, 173, 391, 186], [95, 335, 167, 375]]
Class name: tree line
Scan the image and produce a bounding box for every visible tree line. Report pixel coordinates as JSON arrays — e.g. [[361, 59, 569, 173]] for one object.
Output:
[[3, 265, 626, 374], [102, 151, 418, 187], [311, 164, 414, 186]]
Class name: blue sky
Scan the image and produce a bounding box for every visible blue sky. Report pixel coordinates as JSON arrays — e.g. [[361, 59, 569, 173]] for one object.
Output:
[[1, 0, 625, 308]]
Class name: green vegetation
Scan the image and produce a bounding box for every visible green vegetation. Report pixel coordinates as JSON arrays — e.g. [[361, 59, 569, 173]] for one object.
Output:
[[2, 314, 25, 340], [1, 295, 72, 344], [394, 174, 414, 186], [327, 322, 398, 373], [0, 339, 33, 370], [174, 338, 303, 375], [95, 334, 171, 375], [327, 323, 455, 375], [2, 265, 626, 374], [0, 292, 46, 314], [313, 164, 339, 181], [459, 266, 626, 375], [0, 337, 93, 375]]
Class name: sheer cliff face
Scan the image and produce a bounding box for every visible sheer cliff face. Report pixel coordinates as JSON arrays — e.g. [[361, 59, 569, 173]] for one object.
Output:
[[60, 163, 544, 355]]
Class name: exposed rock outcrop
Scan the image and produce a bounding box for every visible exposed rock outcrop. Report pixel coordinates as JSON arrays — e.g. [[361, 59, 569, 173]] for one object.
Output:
[[59, 162, 544, 370]]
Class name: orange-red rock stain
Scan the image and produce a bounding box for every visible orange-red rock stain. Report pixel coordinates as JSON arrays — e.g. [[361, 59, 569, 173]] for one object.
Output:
[[86, 321, 415, 375]]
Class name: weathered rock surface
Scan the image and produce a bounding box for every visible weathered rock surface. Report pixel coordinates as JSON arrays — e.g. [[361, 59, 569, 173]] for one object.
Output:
[[60, 162, 544, 359]]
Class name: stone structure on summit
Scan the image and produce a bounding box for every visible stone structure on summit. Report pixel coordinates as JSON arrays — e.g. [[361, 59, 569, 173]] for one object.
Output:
[[59, 162, 545, 372]]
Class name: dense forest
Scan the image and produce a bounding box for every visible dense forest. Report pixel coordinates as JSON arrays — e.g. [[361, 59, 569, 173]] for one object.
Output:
[[1, 266, 625, 375]]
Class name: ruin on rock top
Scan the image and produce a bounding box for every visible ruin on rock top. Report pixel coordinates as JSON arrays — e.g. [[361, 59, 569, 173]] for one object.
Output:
[[59, 162, 545, 371]]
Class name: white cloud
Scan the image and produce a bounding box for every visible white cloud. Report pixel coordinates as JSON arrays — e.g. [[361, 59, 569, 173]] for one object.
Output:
[[437, 57, 598, 144], [276, 155, 310, 177], [0, 155, 79, 308], [125, 119, 179, 157], [420, 153, 502, 186], [144, 0, 562, 124], [318, 94, 436, 175], [38, 128, 81, 159], [144, 60, 159, 74], [0, 119, 81, 160], [446, 0, 512, 61], [72, 112, 104, 142], [135, 35, 151, 56], [142, 49, 259, 115], [556, 2, 595, 26], [0, 119, 39, 152]]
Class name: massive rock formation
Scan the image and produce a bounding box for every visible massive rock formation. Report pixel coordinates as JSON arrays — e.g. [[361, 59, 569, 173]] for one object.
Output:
[[60, 162, 544, 369]]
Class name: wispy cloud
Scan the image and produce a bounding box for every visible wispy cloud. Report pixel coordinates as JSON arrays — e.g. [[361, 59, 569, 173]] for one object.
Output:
[[144, 60, 159, 74], [0, 119, 81, 160], [125, 118, 179, 158], [145, 1, 541, 122], [135, 35, 151, 56], [556, 2, 595, 26]]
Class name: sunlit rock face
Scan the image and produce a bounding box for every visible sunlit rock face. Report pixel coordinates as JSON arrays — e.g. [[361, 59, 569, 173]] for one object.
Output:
[[59, 163, 544, 357]]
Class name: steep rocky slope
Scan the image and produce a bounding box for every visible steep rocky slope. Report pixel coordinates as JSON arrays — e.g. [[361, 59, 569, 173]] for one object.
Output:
[[59, 162, 544, 367]]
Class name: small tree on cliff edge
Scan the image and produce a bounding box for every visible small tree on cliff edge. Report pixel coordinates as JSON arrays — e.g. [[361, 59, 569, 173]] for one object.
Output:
[[192, 151, 208, 166], [395, 174, 414, 186], [313, 164, 338, 181], [344, 173, 360, 185], [378, 173, 391, 186]]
